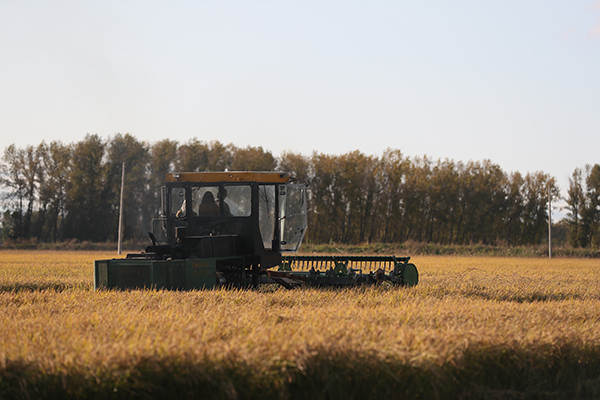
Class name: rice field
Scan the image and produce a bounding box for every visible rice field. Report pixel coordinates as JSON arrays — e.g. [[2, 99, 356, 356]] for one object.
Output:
[[1, 250, 600, 399]]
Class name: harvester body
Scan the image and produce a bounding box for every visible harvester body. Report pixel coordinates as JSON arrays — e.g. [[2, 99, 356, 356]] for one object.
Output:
[[94, 171, 418, 290]]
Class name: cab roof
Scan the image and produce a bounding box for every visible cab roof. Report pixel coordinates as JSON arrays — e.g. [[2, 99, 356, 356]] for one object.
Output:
[[165, 171, 292, 183]]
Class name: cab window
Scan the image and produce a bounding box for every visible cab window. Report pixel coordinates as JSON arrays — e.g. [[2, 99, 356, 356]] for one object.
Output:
[[170, 187, 187, 218], [192, 186, 219, 217], [222, 185, 251, 217], [258, 185, 276, 250]]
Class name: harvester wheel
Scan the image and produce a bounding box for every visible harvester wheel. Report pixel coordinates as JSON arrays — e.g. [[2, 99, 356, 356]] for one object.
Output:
[[402, 263, 419, 287]]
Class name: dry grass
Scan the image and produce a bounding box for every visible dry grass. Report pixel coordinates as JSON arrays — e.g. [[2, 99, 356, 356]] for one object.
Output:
[[1, 251, 600, 399], [0, 250, 113, 291]]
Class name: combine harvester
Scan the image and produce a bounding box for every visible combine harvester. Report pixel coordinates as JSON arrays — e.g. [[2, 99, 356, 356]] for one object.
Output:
[[94, 172, 418, 290]]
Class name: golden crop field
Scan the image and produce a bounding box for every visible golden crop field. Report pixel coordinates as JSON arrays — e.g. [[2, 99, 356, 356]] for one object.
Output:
[[1, 250, 600, 399]]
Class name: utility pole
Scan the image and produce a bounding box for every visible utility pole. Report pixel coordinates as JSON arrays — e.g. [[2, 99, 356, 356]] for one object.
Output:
[[118, 162, 125, 255], [548, 182, 552, 259]]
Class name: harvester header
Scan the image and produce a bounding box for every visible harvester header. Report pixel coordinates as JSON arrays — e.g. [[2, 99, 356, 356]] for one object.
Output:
[[94, 171, 418, 290]]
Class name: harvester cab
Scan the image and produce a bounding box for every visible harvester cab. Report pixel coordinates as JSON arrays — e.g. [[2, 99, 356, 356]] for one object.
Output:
[[94, 171, 418, 290], [159, 172, 306, 262]]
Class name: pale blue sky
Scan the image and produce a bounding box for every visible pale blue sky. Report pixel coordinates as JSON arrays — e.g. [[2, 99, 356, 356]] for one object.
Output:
[[1, 1, 599, 201]]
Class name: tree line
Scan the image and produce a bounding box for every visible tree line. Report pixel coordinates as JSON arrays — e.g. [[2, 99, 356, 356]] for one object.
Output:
[[0, 134, 276, 243], [1, 134, 598, 248], [564, 164, 600, 248]]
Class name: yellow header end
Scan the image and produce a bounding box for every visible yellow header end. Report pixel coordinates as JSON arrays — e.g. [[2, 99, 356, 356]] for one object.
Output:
[[165, 171, 292, 183]]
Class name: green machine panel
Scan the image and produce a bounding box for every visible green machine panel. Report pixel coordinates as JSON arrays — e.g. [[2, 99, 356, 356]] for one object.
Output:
[[184, 259, 217, 289], [94, 257, 222, 290], [95, 259, 154, 290]]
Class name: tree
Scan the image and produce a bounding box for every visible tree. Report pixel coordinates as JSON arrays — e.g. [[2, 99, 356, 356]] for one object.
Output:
[[174, 139, 234, 172], [104, 134, 150, 241], [63, 134, 108, 241], [206, 141, 233, 171], [45, 141, 72, 242], [504, 172, 525, 246], [230, 145, 276, 171], [401, 157, 433, 243], [0, 144, 27, 238], [378, 149, 407, 243], [20, 145, 41, 239], [149, 139, 178, 218], [519, 172, 555, 245], [277, 151, 311, 183], [0, 145, 41, 239], [427, 159, 460, 244], [308, 152, 342, 243], [565, 168, 584, 247], [579, 164, 600, 247], [587, 165, 600, 247], [175, 138, 211, 172]]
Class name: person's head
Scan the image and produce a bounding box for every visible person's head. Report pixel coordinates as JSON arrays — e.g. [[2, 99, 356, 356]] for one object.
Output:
[[201, 191, 215, 204]]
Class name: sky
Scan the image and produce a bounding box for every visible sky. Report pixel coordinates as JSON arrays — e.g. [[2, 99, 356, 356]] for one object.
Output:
[[1, 0, 599, 208]]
